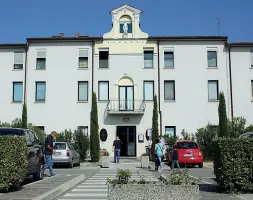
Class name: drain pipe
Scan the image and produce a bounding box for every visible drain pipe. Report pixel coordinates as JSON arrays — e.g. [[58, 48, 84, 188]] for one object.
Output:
[[24, 43, 29, 104], [228, 44, 234, 119], [157, 41, 162, 135]]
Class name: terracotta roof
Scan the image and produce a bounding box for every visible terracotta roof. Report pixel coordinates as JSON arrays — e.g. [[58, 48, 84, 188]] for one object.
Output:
[[0, 43, 26, 49], [228, 42, 253, 47], [148, 36, 228, 41], [27, 36, 103, 42]]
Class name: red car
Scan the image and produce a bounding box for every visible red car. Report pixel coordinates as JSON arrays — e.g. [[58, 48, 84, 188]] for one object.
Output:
[[168, 140, 203, 168]]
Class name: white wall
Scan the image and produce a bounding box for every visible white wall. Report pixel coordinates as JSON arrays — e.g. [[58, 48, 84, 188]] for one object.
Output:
[[26, 42, 92, 134], [94, 53, 158, 156], [159, 41, 230, 136], [230, 47, 253, 125], [0, 49, 25, 123]]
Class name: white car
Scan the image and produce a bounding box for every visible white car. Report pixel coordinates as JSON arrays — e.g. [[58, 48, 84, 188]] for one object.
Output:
[[239, 132, 253, 138]]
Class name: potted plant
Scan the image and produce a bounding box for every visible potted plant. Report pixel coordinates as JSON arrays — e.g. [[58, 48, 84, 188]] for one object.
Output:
[[101, 150, 110, 168], [107, 169, 200, 200], [140, 152, 149, 168], [99, 148, 107, 166]]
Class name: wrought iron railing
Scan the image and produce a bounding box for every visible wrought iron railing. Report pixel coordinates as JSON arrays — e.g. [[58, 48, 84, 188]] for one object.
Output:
[[106, 100, 146, 112]]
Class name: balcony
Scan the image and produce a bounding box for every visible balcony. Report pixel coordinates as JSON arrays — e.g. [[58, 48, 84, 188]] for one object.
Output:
[[106, 100, 146, 115]]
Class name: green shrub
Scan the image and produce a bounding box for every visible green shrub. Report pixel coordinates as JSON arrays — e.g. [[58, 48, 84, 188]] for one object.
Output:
[[73, 128, 90, 161], [213, 138, 253, 193], [218, 92, 229, 137], [0, 136, 28, 192], [151, 95, 159, 161], [180, 129, 196, 141]]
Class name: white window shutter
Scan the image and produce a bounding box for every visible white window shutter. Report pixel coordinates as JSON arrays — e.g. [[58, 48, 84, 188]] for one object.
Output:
[[79, 49, 88, 57], [14, 52, 23, 64], [37, 50, 46, 58]]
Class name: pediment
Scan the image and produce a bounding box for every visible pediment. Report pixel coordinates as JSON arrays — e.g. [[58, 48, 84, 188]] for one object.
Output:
[[110, 4, 142, 15]]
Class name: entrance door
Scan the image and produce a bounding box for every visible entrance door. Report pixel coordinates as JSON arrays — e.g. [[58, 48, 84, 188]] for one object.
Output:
[[119, 86, 134, 111], [116, 126, 136, 157]]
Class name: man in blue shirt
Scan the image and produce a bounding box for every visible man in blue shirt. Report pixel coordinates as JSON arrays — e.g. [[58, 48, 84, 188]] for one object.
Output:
[[113, 136, 121, 163]]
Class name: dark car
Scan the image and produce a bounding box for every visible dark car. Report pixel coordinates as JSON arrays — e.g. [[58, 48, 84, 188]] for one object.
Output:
[[0, 128, 44, 181]]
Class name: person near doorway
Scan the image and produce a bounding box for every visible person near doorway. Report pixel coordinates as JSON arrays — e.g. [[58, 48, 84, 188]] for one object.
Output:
[[44, 131, 56, 177], [171, 145, 180, 169], [113, 136, 121, 163], [155, 138, 163, 172]]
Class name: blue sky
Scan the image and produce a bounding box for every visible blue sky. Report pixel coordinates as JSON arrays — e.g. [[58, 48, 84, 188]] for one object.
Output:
[[0, 0, 252, 43]]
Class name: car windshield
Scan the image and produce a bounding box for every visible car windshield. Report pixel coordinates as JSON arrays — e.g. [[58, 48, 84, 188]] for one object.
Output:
[[53, 143, 67, 150], [177, 142, 198, 149], [0, 129, 23, 136]]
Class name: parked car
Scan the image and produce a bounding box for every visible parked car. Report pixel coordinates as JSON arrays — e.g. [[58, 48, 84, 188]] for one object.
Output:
[[52, 142, 80, 168], [0, 128, 44, 180], [168, 140, 203, 168], [239, 132, 253, 138]]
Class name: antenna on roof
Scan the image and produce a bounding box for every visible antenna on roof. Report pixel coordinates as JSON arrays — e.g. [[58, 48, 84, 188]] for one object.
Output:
[[217, 3, 221, 36]]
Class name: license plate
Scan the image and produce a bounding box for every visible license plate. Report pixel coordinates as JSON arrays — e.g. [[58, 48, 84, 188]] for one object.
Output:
[[55, 152, 61, 155], [184, 154, 193, 157]]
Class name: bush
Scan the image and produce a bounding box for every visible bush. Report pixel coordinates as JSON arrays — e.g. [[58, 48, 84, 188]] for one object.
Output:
[[218, 92, 229, 137], [181, 129, 196, 141], [73, 128, 90, 161], [195, 124, 218, 161], [56, 129, 73, 143], [228, 117, 247, 138], [213, 138, 253, 193], [0, 136, 28, 191]]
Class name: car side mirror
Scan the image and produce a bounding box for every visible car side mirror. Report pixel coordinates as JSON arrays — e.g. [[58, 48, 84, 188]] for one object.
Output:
[[27, 141, 33, 147]]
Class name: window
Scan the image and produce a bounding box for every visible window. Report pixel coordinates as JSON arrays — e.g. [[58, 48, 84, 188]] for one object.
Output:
[[143, 81, 154, 100], [78, 126, 88, 135], [165, 126, 176, 137], [14, 52, 23, 69], [99, 50, 109, 68], [36, 50, 46, 69], [120, 23, 133, 33], [35, 82, 46, 101], [164, 51, 174, 68], [100, 128, 108, 142], [13, 82, 23, 102], [251, 80, 253, 100], [164, 81, 175, 101], [78, 49, 88, 68], [78, 81, 88, 101], [98, 81, 109, 101], [208, 80, 219, 100], [144, 50, 153, 68], [207, 51, 217, 67], [250, 50, 253, 68]]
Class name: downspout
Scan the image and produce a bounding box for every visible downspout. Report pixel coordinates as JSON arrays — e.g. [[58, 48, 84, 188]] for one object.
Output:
[[157, 40, 162, 135], [24, 43, 29, 104], [228, 44, 234, 119]]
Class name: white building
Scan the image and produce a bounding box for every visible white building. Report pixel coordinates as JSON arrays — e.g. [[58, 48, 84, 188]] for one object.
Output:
[[0, 4, 253, 157]]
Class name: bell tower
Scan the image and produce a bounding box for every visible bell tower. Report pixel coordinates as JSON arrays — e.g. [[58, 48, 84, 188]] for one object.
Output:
[[103, 4, 148, 39]]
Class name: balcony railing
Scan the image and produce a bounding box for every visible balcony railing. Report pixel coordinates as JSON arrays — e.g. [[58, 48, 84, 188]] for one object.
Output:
[[106, 100, 146, 114]]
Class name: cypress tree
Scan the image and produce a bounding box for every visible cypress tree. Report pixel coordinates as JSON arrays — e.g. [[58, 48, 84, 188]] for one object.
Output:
[[151, 95, 159, 160], [218, 92, 229, 137], [22, 103, 27, 129], [90, 92, 100, 162]]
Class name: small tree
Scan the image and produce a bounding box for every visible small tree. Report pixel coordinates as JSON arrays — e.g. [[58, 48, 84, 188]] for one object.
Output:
[[181, 129, 196, 141], [21, 103, 28, 129], [73, 128, 90, 161], [151, 95, 159, 160], [218, 92, 229, 137], [90, 92, 100, 162], [228, 117, 247, 138]]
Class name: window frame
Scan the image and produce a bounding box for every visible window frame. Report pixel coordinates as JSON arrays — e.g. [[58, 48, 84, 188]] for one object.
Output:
[[164, 51, 174, 68], [250, 49, 253, 68], [165, 126, 176, 137], [13, 82, 23, 102], [35, 81, 46, 102], [143, 80, 154, 101], [13, 52, 24, 70], [251, 80, 253, 100], [99, 50, 109, 68], [78, 81, 88, 102], [207, 51, 217, 68], [164, 80, 175, 101], [208, 80, 219, 101], [143, 50, 154, 68], [98, 81, 109, 101]]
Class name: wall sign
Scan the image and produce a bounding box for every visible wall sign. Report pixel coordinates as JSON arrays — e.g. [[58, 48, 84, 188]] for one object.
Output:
[[138, 134, 144, 143]]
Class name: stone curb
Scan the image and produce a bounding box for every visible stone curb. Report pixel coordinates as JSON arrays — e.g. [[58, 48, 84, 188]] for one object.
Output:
[[32, 174, 85, 200], [160, 174, 166, 182]]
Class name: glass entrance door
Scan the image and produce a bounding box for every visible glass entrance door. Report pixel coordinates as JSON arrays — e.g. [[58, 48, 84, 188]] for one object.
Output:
[[117, 126, 136, 157], [119, 86, 134, 111]]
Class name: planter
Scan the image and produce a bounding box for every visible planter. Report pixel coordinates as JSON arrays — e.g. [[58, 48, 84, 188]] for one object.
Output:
[[108, 184, 199, 200], [101, 156, 110, 168], [141, 156, 149, 168], [99, 149, 106, 166]]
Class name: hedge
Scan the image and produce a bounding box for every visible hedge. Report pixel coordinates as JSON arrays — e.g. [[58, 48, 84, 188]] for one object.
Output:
[[0, 136, 28, 191], [213, 138, 253, 193]]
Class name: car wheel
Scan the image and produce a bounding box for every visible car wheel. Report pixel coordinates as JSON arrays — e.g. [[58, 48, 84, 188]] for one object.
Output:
[[33, 162, 44, 181], [69, 161, 74, 168], [199, 163, 203, 168]]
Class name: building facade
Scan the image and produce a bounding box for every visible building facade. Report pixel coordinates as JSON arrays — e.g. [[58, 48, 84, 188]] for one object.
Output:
[[0, 5, 253, 157]]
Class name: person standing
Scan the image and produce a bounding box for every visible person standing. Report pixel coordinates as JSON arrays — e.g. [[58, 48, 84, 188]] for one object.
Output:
[[44, 131, 56, 177], [155, 138, 163, 172], [171, 145, 180, 169], [112, 136, 121, 164]]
